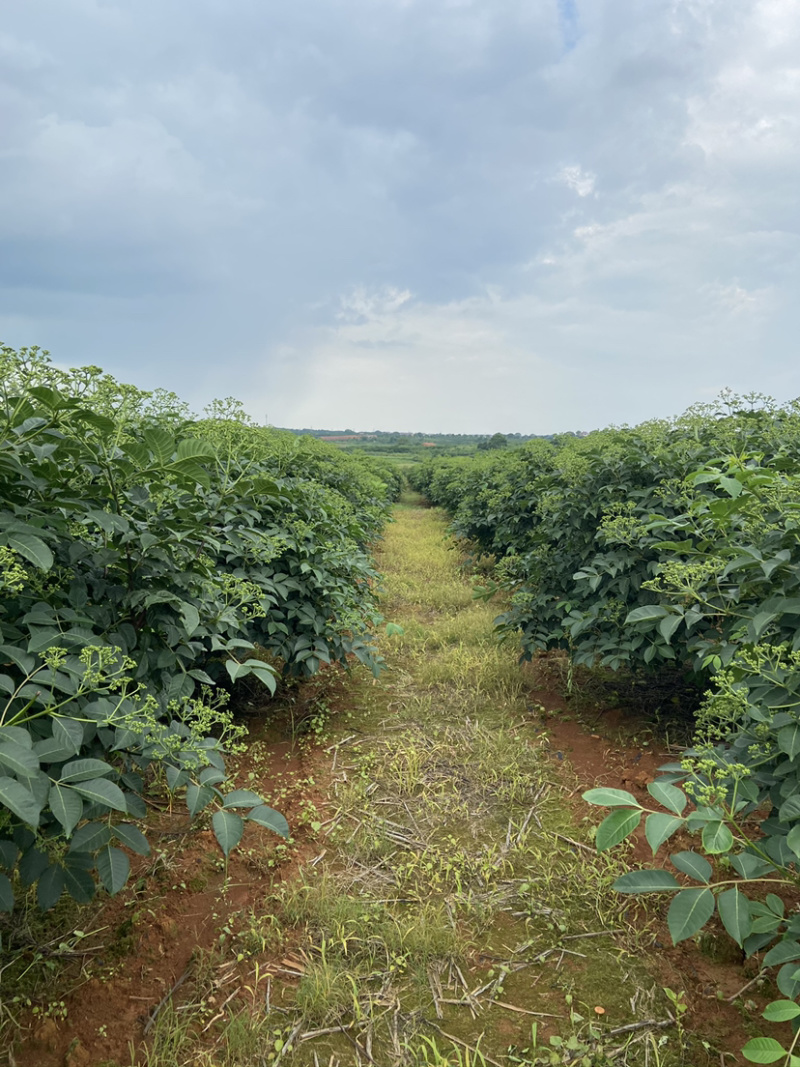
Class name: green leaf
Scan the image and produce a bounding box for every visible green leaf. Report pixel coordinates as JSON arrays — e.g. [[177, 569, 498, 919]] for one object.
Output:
[[645, 813, 684, 855], [596, 808, 642, 851], [70, 778, 128, 813], [647, 780, 687, 816], [59, 758, 115, 783], [670, 851, 712, 884], [658, 614, 683, 642], [779, 724, 800, 760], [742, 1037, 790, 1064], [113, 824, 150, 856], [763, 1000, 800, 1022], [717, 888, 752, 947], [186, 783, 215, 818], [176, 438, 215, 461], [142, 426, 175, 465], [222, 789, 264, 809], [613, 869, 680, 894], [52, 717, 84, 755], [6, 532, 53, 571], [63, 865, 95, 904], [777, 962, 800, 999], [96, 845, 130, 895], [212, 810, 243, 857], [49, 783, 83, 836], [0, 873, 13, 913], [582, 787, 641, 808], [0, 740, 40, 777], [788, 824, 800, 859], [779, 795, 800, 821], [246, 805, 290, 839], [179, 603, 201, 638], [701, 821, 734, 855], [69, 822, 112, 853], [37, 865, 65, 911], [667, 887, 715, 944], [0, 775, 41, 825], [625, 606, 669, 624], [763, 939, 800, 968]]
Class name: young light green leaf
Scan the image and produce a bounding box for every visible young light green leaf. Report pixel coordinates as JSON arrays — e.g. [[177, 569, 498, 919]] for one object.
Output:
[[647, 780, 687, 816], [667, 887, 715, 944], [246, 805, 290, 839], [582, 787, 641, 808], [717, 888, 752, 947], [670, 851, 712, 883], [742, 1036, 790, 1064], [763, 1000, 800, 1022], [596, 808, 642, 851]]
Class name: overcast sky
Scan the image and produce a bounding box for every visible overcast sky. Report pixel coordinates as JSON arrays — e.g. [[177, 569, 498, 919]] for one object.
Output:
[[1, 0, 798, 432]]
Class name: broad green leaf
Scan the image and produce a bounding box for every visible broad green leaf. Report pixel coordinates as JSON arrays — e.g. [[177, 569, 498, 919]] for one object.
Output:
[[667, 887, 715, 944], [613, 869, 680, 894], [763, 1000, 800, 1022], [212, 810, 243, 857], [59, 758, 115, 783], [779, 795, 800, 822], [777, 962, 800, 999], [670, 851, 712, 884], [49, 783, 83, 836], [37, 865, 65, 911], [222, 789, 264, 809], [647, 780, 687, 816], [658, 614, 683, 642], [96, 845, 130, 895], [596, 808, 642, 852], [52, 717, 85, 755], [764, 939, 800, 968], [69, 822, 112, 853], [701, 821, 734, 855], [142, 426, 175, 465], [742, 1037, 789, 1064], [0, 740, 40, 777], [179, 603, 200, 638], [6, 532, 53, 571], [0, 775, 41, 825], [63, 865, 96, 904], [787, 824, 800, 859], [246, 805, 290, 839], [113, 824, 150, 856], [582, 787, 641, 808], [779, 724, 800, 760], [731, 853, 778, 879], [176, 438, 215, 461], [645, 813, 684, 855], [186, 783, 215, 818], [0, 874, 13, 913], [198, 767, 225, 787], [625, 606, 668, 624], [717, 888, 752, 947], [70, 778, 128, 812]]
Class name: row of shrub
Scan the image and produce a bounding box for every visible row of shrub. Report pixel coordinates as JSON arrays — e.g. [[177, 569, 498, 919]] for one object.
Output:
[[0, 345, 400, 912], [411, 394, 800, 1053]]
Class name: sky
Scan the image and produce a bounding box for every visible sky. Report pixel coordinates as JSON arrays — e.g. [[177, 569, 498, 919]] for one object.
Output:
[[1, 0, 799, 433]]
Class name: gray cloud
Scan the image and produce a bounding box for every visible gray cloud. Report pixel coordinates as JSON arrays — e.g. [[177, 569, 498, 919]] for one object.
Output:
[[1, 0, 799, 430]]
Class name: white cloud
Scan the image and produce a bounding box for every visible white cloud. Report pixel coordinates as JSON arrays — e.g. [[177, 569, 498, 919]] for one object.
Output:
[[557, 165, 596, 197]]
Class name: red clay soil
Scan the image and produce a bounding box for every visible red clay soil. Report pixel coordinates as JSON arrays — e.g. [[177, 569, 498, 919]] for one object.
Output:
[[528, 664, 792, 1065], [18, 732, 332, 1067]]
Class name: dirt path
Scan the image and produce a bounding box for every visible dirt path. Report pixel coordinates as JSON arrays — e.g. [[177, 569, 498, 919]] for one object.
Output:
[[15, 494, 765, 1066]]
